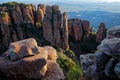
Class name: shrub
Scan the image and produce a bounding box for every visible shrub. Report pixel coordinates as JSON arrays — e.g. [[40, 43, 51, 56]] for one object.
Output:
[[0, 12, 7, 17], [36, 22, 42, 28], [6, 2, 18, 7], [64, 49, 75, 59], [57, 52, 82, 80]]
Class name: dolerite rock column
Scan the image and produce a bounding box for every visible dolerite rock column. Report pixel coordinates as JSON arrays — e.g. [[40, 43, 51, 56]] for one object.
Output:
[[96, 23, 107, 42], [0, 7, 11, 49], [43, 5, 69, 49]]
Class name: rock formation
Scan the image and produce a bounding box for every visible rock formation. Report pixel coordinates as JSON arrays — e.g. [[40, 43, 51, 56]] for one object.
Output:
[[36, 4, 45, 24], [0, 38, 64, 80], [0, 2, 69, 53], [80, 54, 96, 80], [96, 23, 107, 42], [68, 19, 91, 41], [80, 26, 120, 80], [0, 6, 11, 50], [43, 5, 69, 49]]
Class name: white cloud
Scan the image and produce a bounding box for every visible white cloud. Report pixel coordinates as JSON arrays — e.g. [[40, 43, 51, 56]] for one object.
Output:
[[98, 0, 120, 3]]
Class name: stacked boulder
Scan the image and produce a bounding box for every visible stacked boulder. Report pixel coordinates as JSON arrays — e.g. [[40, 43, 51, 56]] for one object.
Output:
[[80, 25, 120, 80], [95, 25, 120, 80], [0, 38, 64, 80]]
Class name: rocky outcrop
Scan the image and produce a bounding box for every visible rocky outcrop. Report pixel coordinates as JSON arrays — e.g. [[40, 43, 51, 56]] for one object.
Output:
[[95, 38, 120, 80], [80, 26, 120, 80], [0, 38, 64, 80], [43, 5, 69, 49], [80, 54, 96, 80], [0, 2, 69, 54], [68, 19, 91, 41], [96, 23, 107, 42]]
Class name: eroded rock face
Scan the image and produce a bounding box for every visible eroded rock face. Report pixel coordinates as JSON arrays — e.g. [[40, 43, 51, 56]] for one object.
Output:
[[68, 19, 91, 41], [37, 4, 45, 24], [0, 38, 64, 80], [0, 7, 11, 49], [96, 23, 107, 42], [0, 3, 69, 51], [10, 5, 23, 40], [43, 5, 53, 44], [43, 5, 68, 49]]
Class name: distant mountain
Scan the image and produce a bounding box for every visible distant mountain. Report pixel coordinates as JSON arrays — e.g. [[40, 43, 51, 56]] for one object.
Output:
[[68, 11, 120, 29]]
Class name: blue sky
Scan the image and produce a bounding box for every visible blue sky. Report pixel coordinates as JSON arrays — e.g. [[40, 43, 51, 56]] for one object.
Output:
[[0, 0, 120, 4]]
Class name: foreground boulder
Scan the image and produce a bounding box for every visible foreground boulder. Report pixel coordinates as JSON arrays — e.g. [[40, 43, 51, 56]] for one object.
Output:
[[0, 38, 64, 80]]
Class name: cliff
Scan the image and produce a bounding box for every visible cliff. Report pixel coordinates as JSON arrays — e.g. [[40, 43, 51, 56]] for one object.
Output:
[[0, 2, 69, 53]]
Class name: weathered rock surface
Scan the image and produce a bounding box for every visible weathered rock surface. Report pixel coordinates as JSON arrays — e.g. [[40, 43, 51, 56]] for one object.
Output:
[[44, 46, 57, 62], [37, 4, 45, 24], [0, 38, 64, 80], [107, 25, 120, 38], [114, 62, 120, 79], [42, 60, 65, 80], [0, 2, 69, 53], [96, 23, 107, 42], [10, 5, 23, 40], [80, 26, 120, 80], [68, 19, 91, 41], [80, 54, 96, 80], [0, 7, 11, 49], [43, 5, 69, 49]]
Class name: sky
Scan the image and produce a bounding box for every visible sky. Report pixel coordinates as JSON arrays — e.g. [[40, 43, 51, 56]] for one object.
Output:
[[0, 0, 120, 4]]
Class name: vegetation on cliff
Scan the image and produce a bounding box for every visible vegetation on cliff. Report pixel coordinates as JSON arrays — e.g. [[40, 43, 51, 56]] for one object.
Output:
[[57, 49, 82, 80]]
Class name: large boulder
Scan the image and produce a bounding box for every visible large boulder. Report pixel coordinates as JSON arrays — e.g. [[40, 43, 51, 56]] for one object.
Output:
[[8, 38, 38, 61], [80, 54, 97, 80], [97, 38, 120, 59], [0, 38, 64, 80], [107, 25, 120, 38], [0, 38, 48, 79]]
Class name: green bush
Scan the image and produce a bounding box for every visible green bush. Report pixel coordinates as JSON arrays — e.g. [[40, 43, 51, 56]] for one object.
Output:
[[36, 22, 42, 28], [6, 2, 18, 7], [64, 49, 75, 59], [57, 52, 82, 80], [0, 12, 7, 17]]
